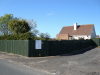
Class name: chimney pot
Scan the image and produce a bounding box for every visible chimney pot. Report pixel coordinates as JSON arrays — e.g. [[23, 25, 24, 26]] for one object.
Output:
[[74, 23, 77, 30]]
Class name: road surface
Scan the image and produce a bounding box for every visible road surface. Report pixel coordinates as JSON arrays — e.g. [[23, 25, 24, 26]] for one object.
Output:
[[0, 47, 100, 75], [0, 58, 53, 75]]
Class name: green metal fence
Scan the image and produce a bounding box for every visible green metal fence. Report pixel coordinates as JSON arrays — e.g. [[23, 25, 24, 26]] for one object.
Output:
[[91, 38, 100, 46], [0, 40, 29, 56], [0, 39, 99, 57], [28, 40, 91, 57]]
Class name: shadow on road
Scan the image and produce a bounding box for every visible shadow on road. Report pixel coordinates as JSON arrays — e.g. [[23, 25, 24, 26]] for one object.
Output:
[[60, 46, 97, 56]]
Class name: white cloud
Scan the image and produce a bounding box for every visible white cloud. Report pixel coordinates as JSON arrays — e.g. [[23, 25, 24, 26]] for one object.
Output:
[[47, 13, 53, 15]]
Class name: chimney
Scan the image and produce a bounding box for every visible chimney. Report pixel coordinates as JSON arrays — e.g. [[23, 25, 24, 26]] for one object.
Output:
[[74, 23, 77, 30]]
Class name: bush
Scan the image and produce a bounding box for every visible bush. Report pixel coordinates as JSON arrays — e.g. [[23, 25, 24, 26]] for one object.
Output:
[[0, 32, 51, 40], [0, 32, 32, 40]]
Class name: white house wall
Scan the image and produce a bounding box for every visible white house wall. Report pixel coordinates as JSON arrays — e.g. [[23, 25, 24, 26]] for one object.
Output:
[[91, 26, 96, 38], [72, 35, 91, 40], [71, 25, 96, 40]]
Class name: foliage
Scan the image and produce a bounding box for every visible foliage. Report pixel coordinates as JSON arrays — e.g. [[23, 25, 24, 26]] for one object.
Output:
[[0, 32, 32, 40], [0, 14, 51, 40], [8, 19, 30, 34], [0, 14, 14, 35], [39, 33, 51, 40], [18, 18, 39, 36], [91, 38, 100, 39]]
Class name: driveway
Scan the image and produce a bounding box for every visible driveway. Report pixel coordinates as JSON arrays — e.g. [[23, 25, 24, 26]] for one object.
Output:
[[0, 48, 100, 75]]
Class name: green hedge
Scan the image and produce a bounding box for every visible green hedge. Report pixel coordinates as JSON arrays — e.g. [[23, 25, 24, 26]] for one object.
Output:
[[0, 33, 50, 40], [0, 32, 32, 40]]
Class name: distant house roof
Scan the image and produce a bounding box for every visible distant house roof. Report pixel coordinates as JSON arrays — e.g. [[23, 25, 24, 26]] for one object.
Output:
[[59, 24, 94, 35], [96, 35, 99, 38]]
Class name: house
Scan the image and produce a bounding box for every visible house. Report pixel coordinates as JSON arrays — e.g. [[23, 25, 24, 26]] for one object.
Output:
[[56, 23, 96, 40], [96, 35, 99, 38]]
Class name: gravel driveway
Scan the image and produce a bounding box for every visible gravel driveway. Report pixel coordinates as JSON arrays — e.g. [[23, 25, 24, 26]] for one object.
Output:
[[0, 47, 100, 75]]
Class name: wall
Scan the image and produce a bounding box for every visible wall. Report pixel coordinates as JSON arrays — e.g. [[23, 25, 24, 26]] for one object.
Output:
[[91, 26, 96, 38], [72, 35, 91, 40], [56, 34, 69, 40]]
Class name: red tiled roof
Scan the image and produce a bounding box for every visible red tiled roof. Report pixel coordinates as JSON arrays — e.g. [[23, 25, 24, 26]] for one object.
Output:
[[96, 35, 99, 38], [59, 24, 94, 35]]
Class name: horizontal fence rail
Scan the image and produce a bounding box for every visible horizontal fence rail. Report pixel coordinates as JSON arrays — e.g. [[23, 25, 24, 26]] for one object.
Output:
[[0, 39, 100, 57]]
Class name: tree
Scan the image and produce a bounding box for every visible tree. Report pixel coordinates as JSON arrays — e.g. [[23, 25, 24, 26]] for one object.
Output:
[[22, 19, 39, 36], [8, 19, 31, 34], [0, 14, 51, 40], [39, 33, 50, 40], [0, 14, 14, 35], [44, 33, 51, 40], [16, 18, 39, 36], [28, 20, 39, 36]]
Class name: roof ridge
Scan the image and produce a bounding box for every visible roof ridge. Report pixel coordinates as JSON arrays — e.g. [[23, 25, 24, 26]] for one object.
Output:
[[63, 24, 94, 27], [80, 24, 94, 25]]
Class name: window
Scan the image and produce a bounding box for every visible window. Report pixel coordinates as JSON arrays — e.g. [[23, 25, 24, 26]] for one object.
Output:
[[78, 37, 84, 40]]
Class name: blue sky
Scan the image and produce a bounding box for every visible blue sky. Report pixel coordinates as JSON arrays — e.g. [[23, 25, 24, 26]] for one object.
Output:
[[0, 0, 100, 38]]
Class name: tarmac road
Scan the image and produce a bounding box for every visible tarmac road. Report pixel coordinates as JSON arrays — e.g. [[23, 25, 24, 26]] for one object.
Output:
[[0, 47, 100, 75], [0, 58, 54, 75]]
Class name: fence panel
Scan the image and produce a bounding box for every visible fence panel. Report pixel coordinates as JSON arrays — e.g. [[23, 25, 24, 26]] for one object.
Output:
[[0, 40, 29, 56], [33, 40, 91, 57], [0, 39, 98, 57], [91, 39, 100, 46]]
